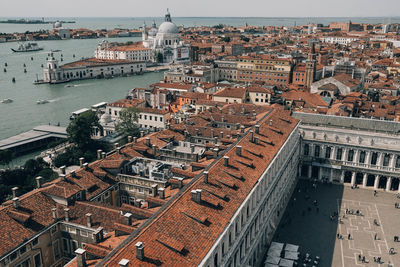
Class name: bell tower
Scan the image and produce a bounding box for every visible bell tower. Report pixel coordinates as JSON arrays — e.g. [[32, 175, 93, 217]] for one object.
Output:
[[305, 43, 316, 90]]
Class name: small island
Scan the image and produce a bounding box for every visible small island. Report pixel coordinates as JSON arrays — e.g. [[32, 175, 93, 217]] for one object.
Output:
[[0, 18, 75, 24]]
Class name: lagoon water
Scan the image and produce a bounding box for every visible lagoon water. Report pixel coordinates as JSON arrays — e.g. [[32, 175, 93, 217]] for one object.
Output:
[[1, 16, 400, 141]]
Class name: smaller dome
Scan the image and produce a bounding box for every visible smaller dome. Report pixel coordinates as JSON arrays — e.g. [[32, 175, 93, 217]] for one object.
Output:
[[148, 28, 158, 37], [54, 21, 62, 28], [158, 22, 179, 34]]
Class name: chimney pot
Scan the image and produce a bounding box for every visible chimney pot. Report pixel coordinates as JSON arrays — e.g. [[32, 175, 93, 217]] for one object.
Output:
[[270, 119, 273, 126], [86, 213, 92, 227], [117, 147, 121, 154], [220, 131, 224, 139], [135, 242, 145, 261], [119, 259, 130, 267], [152, 144, 157, 155], [127, 136, 132, 143], [114, 142, 119, 149], [236, 146, 242, 156], [75, 248, 87, 267], [70, 170, 76, 177], [12, 197, 19, 209], [158, 187, 165, 199], [79, 157, 84, 168], [59, 174, 66, 181], [250, 130, 254, 142], [124, 212, 133, 225], [254, 136, 259, 144], [224, 156, 229, 167], [52, 208, 58, 221], [64, 208, 70, 222], [101, 152, 106, 159], [11, 187, 19, 198], [83, 163, 89, 170], [36, 176, 43, 188], [191, 189, 202, 203], [145, 138, 150, 147], [204, 171, 209, 183], [60, 165, 66, 174], [255, 125, 260, 134], [151, 184, 158, 197], [97, 149, 102, 160], [140, 130, 144, 137]]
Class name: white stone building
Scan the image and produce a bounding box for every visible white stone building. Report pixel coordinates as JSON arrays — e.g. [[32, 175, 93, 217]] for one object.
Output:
[[94, 40, 153, 62], [141, 10, 189, 64]]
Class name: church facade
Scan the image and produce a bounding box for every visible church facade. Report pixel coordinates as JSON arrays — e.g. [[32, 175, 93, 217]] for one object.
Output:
[[142, 10, 190, 64]]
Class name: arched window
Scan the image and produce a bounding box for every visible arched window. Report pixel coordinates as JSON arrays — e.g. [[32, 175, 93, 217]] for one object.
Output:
[[314, 145, 320, 157], [336, 148, 343, 160], [359, 151, 366, 163], [304, 144, 309, 156], [214, 253, 219, 267], [371, 152, 378, 165], [383, 154, 390, 166]]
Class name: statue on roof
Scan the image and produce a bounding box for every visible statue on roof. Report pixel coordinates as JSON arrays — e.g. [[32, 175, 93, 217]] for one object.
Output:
[[165, 8, 172, 22]]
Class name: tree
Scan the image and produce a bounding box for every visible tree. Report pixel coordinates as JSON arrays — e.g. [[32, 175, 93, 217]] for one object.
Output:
[[220, 36, 231, 43], [67, 110, 102, 149], [240, 35, 250, 42], [115, 107, 140, 137], [0, 150, 13, 167]]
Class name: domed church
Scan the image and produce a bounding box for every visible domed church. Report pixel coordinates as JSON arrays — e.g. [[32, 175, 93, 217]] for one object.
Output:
[[142, 9, 190, 64]]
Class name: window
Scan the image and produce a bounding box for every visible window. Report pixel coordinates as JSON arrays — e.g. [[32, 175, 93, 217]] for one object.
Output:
[[53, 240, 61, 260], [359, 151, 366, 163], [149, 115, 152, 120], [371, 152, 378, 165], [347, 150, 354, 162], [155, 116, 158, 121], [383, 154, 390, 166], [80, 230, 88, 237], [71, 240, 78, 252], [396, 156, 400, 168], [314, 145, 320, 158], [32, 237, 38, 247], [16, 258, 30, 267], [19, 245, 27, 255], [68, 226, 76, 234], [50, 225, 57, 235], [336, 148, 343, 160], [304, 144, 309, 156], [34, 253, 42, 267], [62, 238, 70, 253], [160, 117, 163, 122], [325, 147, 331, 158]]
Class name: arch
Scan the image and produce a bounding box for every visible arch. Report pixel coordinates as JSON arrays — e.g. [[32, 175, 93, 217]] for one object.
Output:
[[378, 176, 388, 189], [391, 178, 400, 191], [355, 173, 363, 185], [367, 174, 375, 186], [344, 171, 352, 183]]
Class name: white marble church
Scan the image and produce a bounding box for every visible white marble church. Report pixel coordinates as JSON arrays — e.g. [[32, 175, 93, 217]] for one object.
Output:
[[142, 10, 190, 64]]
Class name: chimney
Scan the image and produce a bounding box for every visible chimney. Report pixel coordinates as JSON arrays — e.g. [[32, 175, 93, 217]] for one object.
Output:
[[204, 171, 209, 183], [86, 213, 92, 227], [191, 189, 202, 204], [119, 259, 130, 267], [124, 213, 133, 225], [255, 125, 260, 134], [211, 129, 214, 138], [221, 116, 225, 122], [214, 137, 218, 144], [11, 187, 19, 198], [136, 242, 145, 260], [114, 143, 119, 149], [220, 131, 224, 139], [158, 187, 165, 199], [117, 147, 121, 154], [12, 197, 19, 209], [52, 208, 58, 221], [36, 176, 43, 188], [151, 184, 158, 197], [133, 137, 137, 143], [166, 122, 170, 129], [145, 138, 150, 147], [64, 208, 70, 222], [269, 119, 273, 126], [79, 157, 84, 168], [140, 130, 144, 137], [127, 136, 132, 143], [177, 177, 184, 189], [252, 110, 257, 120], [70, 170, 76, 178], [75, 248, 87, 267], [190, 144, 195, 153], [250, 130, 254, 142], [240, 125, 245, 133], [83, 163, 89, 170], [135, 199, 141, 208], [195, 128, 199, 136], [236, 146, 242, 156], [60, 165, 66, 174], [152, 144, 157, 156], [224, 156, 229, 167], [97, 149, 102, 160], [101, 152, 106, 159], [254, 136, 259, 144], [241, 106, 245, 114]]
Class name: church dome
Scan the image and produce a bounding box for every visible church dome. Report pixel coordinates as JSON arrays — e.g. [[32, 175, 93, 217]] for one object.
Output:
[[158, 21, 179, 34], [54, 21, 62, 28]]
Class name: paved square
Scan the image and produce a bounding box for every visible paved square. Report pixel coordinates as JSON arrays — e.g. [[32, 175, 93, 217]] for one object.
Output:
[[271, 180, 400, 267]]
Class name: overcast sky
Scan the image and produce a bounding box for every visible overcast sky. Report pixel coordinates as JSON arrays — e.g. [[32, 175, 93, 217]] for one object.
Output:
[[1, 0, 399, 17]]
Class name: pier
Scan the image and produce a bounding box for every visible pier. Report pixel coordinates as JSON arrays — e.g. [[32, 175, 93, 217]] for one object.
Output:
[[0, 125, 67, 156]]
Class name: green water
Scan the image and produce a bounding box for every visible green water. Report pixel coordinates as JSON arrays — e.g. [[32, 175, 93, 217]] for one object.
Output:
[[0, 37, 164, 140]]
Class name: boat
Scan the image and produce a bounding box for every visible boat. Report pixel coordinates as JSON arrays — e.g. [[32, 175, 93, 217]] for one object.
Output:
[[1, 99, 13, 103], [36, 100, 49, 104], [11, 42, 44, 52]]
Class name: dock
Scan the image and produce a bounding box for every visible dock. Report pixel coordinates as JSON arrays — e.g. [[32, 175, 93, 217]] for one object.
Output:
[[0, 125, 68, 155]]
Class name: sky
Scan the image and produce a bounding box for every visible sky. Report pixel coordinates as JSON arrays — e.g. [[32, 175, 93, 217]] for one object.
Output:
[[0, 0, 399, 18]]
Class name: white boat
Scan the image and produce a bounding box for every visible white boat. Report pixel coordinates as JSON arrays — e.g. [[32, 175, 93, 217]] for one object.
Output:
[[1, 98, 13, 103], [36, 99, 49, 104]]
